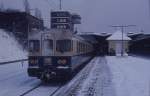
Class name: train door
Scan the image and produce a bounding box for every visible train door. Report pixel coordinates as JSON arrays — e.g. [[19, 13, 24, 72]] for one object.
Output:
[[43, 39, 53, 56]]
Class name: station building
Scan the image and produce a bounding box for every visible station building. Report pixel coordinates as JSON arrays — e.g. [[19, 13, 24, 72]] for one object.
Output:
[[0, 11, 44, 42], [107, 30, 131, 56]]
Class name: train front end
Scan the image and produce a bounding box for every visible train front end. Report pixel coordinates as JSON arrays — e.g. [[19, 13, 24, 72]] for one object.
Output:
[[28, 56, 72, 79], [28, 30, 73, 80]]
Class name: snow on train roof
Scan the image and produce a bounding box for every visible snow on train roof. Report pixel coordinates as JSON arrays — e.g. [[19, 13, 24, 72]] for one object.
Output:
[[107, 30, 131, 40]]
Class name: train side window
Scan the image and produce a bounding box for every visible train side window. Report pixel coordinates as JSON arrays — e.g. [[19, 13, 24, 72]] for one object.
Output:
[[29, 40, 40, 52], [79, 42, 81, 53], [71, 40, 73, 52], [83, 44, 85, 52], [80, 43, 83, 53], [84, 44, 86, 52], [77, 41, 79, 53], [86, 44, 88, 52], [81, 43, 84, 52], [84, 44, 86, 53], [56, 39, 71, 52], [78, 42, 80, 53], [81, 43, 83, 52]]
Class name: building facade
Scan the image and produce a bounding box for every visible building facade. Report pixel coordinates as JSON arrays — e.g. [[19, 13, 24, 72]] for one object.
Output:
[[51, 11, 81, 32], [0, 11, 44, 41], [107, 30, 131, 56]]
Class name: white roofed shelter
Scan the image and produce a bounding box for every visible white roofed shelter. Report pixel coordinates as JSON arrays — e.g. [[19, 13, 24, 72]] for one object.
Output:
[[107, 30, 131, 56]]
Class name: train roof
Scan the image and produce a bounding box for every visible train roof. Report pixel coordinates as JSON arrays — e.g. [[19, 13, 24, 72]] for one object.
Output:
[[28, 29, 73, 40]]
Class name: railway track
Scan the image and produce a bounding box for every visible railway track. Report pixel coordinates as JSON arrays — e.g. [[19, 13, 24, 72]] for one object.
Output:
[[0, 57, 103, 96], [49, 86, 62, 96], [19, 58, 98, 96], [53, 57, 99, 96], [20, 83, 42, 96], [13, 58, 94, 96], [19, 82, 63, 96]]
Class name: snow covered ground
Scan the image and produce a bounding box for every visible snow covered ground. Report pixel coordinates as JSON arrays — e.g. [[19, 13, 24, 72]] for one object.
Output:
[[76, 56, 150, 96], [77, 57, 116, 96], [0, 55, 150, 96], [0, 61, 41, 96], [106, 56, 150, 96], [0, 29, 27, 62]]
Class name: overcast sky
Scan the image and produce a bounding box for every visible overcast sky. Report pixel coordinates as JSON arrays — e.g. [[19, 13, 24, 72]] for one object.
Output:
[[0, 0, 150, 33]]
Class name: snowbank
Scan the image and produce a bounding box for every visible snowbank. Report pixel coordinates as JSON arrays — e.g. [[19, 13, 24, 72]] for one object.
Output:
[[0, 29, 27, 62], [106, 56, 150, 96]]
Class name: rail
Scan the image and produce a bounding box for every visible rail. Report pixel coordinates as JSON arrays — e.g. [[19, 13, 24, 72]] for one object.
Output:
[[0, 59, 28, 65]]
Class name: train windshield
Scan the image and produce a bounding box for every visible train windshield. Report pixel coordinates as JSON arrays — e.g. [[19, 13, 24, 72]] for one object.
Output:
[[29, 40, 40, 52], [56, 40, 71, 53]]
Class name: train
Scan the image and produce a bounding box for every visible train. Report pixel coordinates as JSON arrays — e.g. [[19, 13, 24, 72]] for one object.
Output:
[[27, 29, 95, 81]]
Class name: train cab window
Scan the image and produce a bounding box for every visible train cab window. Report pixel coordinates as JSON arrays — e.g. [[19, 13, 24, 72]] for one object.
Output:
[[29, 40, 40, 52], [79, 42, 82, 52], [85, 44, 87, 52], [83, 44, 86, 53], [56, 39, 71, 52], [81, 43, 83, 52], [71, 40, 73, 51]]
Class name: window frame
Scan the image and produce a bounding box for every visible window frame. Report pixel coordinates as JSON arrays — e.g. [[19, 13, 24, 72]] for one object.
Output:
[[29, 40, 40, 53]]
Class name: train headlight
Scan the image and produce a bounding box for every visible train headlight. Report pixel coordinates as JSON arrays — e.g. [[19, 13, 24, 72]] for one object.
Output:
[[44, 58, 51, 64], [29, 59, 38, 64], [57, 59, 67, 65]]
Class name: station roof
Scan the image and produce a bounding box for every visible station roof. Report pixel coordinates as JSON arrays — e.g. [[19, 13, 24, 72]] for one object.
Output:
[[77, 32, 111, 44], [132, 34, 150, 41], [107, 30, 131, 41], [77, 32, 111, 37], [79, 35, 98, 44]]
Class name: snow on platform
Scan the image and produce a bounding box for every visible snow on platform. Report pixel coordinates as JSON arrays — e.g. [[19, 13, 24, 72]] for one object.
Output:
[[106, 56, 150, 96], [77, 57, 116, 96], [77, 56, 150, 96]]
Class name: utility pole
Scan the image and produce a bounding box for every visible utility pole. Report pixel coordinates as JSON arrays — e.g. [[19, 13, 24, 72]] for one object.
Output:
[[24, 0, 30, 14], [0, 1, 4, 12], [149, 0, 150, 18], [59, 0, 62, 10], [111, 25, 136, 56], [35, 8, 42, 19]]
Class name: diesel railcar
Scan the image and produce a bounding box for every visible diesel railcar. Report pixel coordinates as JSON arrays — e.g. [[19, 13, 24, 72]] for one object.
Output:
[[27, 29, 94, 81]]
